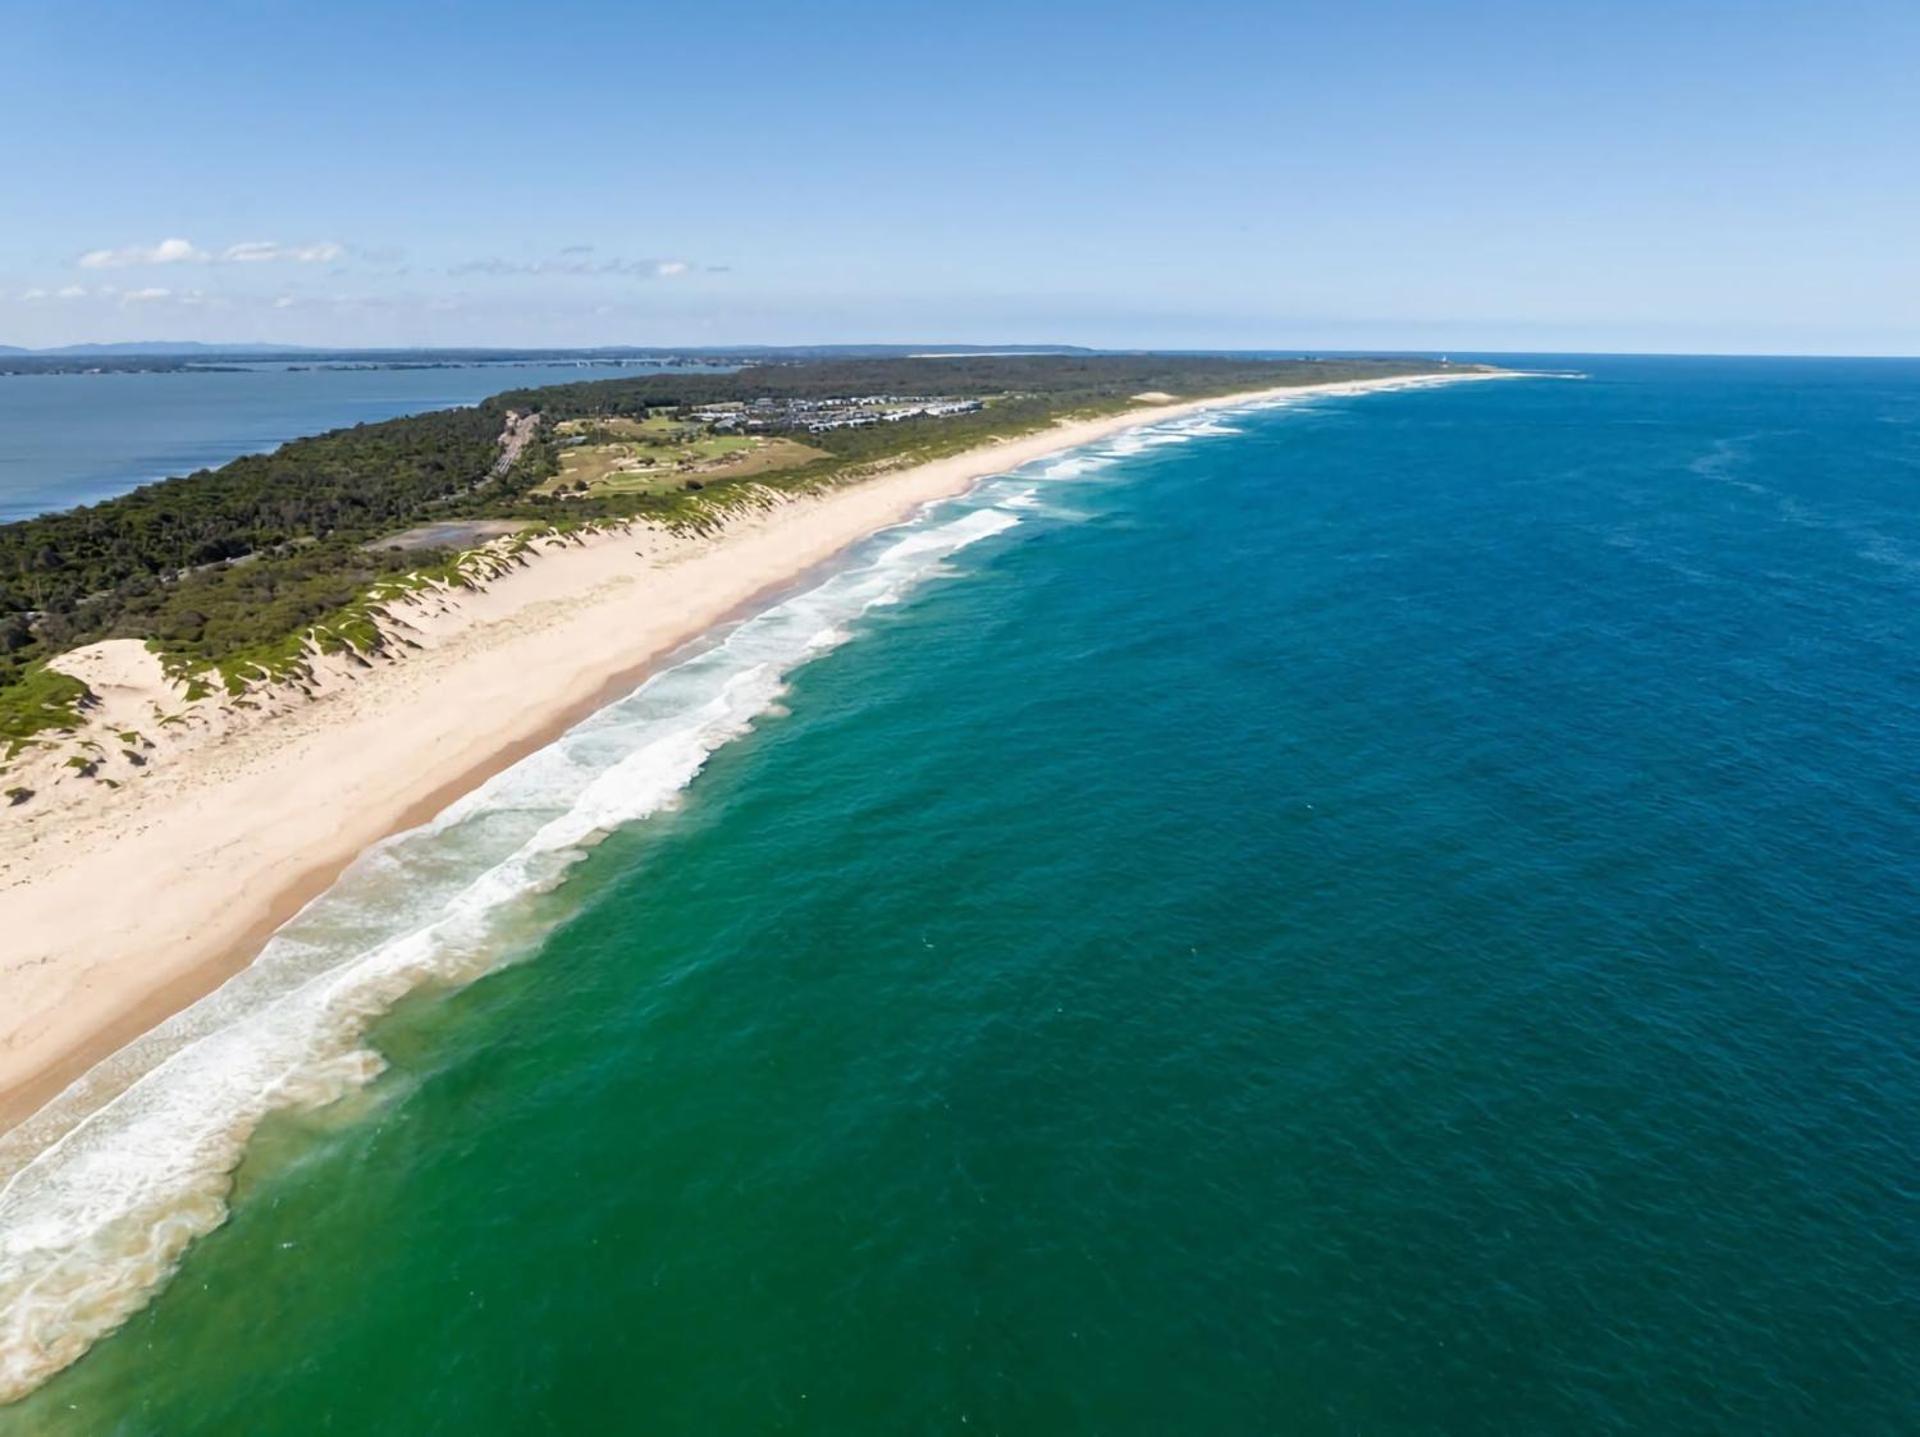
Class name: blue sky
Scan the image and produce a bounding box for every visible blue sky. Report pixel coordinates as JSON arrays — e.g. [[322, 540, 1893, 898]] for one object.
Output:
[[4, 0, 1916, 354]]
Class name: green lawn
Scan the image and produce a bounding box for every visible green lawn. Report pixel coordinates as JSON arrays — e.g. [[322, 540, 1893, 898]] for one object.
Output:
[[540, 419, 824, 498]]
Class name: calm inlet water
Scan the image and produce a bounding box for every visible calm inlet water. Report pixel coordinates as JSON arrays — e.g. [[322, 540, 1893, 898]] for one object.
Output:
[[3, 359, 1917, 1432], [0, 363, 687, 521]]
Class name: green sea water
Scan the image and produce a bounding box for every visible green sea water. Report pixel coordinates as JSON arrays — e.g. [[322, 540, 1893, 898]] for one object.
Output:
[[4, 359, 1917, 1432]]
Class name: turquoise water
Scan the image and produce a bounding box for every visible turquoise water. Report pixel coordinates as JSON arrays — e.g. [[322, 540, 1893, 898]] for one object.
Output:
[[0, 363, 689, 520], [4, 359, 1919, 1431]]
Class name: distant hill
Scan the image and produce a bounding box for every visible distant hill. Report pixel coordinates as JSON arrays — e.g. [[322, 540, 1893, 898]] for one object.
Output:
[[37, 341, 293, 356], [1, 341, 1092, 359]]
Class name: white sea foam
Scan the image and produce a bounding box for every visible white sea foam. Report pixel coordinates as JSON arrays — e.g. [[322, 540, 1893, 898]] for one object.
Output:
[[0, 498, 1023, 1405], [988, 485, 1087, 523], [1032, 453, 1115, 481]]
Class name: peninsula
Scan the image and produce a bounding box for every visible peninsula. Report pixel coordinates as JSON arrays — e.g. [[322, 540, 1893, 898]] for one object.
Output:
[[0, 356, 1496, 1145]]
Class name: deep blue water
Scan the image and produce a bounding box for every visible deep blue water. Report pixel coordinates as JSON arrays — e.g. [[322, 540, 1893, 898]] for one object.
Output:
[[0, 362, 686, 521], [5, 357, 1918, 1432]]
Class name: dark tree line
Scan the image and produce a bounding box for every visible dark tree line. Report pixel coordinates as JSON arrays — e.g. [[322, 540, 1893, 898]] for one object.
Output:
[[0, 404, 511, 686]]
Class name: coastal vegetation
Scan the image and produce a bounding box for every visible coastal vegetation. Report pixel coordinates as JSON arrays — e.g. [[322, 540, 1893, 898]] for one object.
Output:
[[0, 355, 1461, 740], [0, 663, 90, 753]]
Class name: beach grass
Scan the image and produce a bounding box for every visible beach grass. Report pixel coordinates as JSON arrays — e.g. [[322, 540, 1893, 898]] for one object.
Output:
[[0, 663, 91, 755]]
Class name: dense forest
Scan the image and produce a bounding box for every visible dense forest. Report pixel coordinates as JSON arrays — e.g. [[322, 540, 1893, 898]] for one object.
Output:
[[0, 355, 1458, 729], [0, 405, 512, 686]]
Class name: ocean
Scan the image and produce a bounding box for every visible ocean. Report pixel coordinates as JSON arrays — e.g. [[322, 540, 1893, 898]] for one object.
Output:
[[2, 357, 1917, 1432], [0, 362, 696, 522]]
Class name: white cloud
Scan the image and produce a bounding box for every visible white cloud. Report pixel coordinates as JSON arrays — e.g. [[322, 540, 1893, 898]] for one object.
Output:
[[8, 284, 93, 303], [222, 240, 344, 264], [79, 237, 207, 269], [450, 252, 699, 279], [273, 295, 296, 309], [77, 237, 345, 269], [121, 287, 172, 304]]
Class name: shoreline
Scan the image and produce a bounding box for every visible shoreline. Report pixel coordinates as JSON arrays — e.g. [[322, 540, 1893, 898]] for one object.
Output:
[[0, 369, 1510, 1148]]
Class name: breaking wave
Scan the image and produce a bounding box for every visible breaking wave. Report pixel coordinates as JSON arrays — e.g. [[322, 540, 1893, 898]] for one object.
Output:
[[0, 501, 1026, 1404]]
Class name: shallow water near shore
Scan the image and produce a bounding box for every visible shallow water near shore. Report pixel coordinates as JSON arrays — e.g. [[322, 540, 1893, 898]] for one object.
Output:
[[5, 358, 1919, 1431]]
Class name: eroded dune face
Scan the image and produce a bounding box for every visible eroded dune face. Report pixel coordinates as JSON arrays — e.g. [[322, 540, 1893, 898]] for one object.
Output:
[[49, 638, 172, 700], [5, 530, 579, 819], [18, 638, 267, 807], [16, 640, 195, 799]]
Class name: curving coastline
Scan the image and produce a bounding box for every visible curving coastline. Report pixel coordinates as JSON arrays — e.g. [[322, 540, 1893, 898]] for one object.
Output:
[[0, 368, 1514, 1404]]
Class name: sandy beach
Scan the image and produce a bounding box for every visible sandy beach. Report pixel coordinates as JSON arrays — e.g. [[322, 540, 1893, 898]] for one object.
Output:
[[0, 371, 1505, 1147]]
